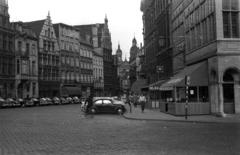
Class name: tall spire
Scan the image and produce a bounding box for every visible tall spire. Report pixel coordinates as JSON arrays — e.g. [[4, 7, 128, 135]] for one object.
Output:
[[118, 41, 120, 49], [105, 14, 108, 23]]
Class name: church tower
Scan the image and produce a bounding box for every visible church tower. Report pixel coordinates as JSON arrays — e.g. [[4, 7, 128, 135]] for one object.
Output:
[[130, 37, 139, 61], [116, 42, 122, 64]]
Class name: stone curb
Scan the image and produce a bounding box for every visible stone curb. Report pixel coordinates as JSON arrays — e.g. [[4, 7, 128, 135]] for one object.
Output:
[[123, 114, 240, 124]]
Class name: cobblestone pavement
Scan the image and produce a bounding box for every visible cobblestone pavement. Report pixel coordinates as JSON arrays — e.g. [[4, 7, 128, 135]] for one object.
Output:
[[0, 104, 240, 155]]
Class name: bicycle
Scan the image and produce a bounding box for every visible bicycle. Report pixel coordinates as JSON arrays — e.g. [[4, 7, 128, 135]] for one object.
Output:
[[83, 106, 94, 118]]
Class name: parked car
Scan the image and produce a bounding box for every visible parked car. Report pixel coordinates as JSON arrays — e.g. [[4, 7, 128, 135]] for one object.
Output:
[[40, 98, 48, 105], [53, 97, 61, 105], [23, 98, 35, 107], [90, 97, 126, 114], [0, 98, 8, 108], [14, 98, 26, 107], [30, 98, 40, 106], [12, 98, 21, 107], [73, 96, 80, 104], [45, 98, 53, 105], [5, 98, 15, 107], [66, 97, 73, 104], [60, 97, 68, 104]]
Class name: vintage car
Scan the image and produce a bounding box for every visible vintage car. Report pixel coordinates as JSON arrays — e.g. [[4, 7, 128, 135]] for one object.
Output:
[[45, 98, 53, 105], [40, 98, 48, 105], [14, 99, 26, 107], [60, 97, 68, 104], [53, 97, 61, 105], [66, 97, 73, 104], [5, 98, 15, 107], [28, 98, 40, 106], [90, 97, 126, 114], [21, 98, 34, 107], [73, 96, 80, 104], [12, 98, 21, 107], [0, 98, 8, 108]]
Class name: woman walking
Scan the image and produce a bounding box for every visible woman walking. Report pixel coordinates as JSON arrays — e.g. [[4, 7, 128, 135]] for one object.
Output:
[[138, 93, 146, 113]]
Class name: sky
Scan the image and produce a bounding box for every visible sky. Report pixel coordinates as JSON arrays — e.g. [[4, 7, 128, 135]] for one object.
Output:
[[8, 0, 143, 61]]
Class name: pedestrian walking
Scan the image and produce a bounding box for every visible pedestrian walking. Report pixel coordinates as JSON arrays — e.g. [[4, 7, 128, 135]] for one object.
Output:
[[138, 93, 146, 113], [126, 95, 132, 113]]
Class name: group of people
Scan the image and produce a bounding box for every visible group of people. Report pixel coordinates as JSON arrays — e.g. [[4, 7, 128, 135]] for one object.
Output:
[[127, 93, 147, 113]]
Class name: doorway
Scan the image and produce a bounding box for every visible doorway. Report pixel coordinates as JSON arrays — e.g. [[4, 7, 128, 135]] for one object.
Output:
[[223, 72, 235, 114]]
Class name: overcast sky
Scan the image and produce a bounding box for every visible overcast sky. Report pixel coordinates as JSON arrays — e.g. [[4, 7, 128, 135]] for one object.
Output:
[[8, 0, 143, 60]]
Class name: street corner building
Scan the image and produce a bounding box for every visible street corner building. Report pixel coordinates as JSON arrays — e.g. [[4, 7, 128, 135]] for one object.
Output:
[[140, 0, 240, 116]]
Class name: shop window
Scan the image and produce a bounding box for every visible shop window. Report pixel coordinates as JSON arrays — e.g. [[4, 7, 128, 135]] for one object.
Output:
[[198, 86, 209, 102], [161, 91, 172, 102], [189, 87, 198, 102]]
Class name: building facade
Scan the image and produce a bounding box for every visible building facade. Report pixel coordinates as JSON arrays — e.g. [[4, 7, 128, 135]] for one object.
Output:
[[93, 51, 104, 97], [75, 15, 113, 96], [141, 0, 240, 116], [53, 23, 82, 98], [0, 0, 15, 99], [79, 38, 94, 98], [13, 22, 39, 99], [25, 13, 61, 98]]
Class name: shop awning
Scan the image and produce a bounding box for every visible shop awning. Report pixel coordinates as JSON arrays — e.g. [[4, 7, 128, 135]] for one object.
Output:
[[130, 79, 146, 92], [160, 61, 208, 91], [61, 87, 82, 96], [141, 79, 167, 91]]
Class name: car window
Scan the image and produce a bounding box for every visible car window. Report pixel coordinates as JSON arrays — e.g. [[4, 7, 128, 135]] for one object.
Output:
[[103, 100, 112, 106], [94, 100, 102, 105]]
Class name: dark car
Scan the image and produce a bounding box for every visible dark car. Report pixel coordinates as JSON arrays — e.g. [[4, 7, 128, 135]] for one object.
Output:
[[90, 97, 126, 114], [14, 99, 27, 107], [30, 97, 40, 106], [23, 98, 35, 107]]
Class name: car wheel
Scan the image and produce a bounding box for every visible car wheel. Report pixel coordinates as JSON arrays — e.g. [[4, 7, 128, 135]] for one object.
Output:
[[117, 108, 123, 115], [90, 108, 96, 114]]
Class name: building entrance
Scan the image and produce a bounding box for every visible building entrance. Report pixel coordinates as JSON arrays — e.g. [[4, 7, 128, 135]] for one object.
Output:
[[223, 83, 235, 114]]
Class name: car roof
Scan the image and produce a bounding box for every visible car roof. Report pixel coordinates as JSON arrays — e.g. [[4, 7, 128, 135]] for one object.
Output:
[[93, 97, 114, 101]]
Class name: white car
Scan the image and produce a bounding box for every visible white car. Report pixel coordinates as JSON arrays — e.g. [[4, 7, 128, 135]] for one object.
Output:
[[66, 97, 73, 104], [60, 97, 68, 104], [73, 96, 80, 104], [40, 98, 48, 105], [53, 97, 61, 105], [0, 98, 8, 108], [45, 98, 53, 105], [6, 98, 14, 107]]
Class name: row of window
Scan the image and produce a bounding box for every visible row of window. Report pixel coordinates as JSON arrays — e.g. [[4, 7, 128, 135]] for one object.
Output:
[[93, 58, 103, 66], [16, 59, 37, 76], [61, 71, 93, 83], [39, 69, 59, 81], [60, 27, 80, 39], [0, 57, 14, 75], [39, 54, 60, 66], [186, 14, 215, 52], [0, 34, 14, 51], [93, 68, 103, 77], [184, 0, 215, 31], [43, 40, 55, 52], [61, 56, 93, 69], [60, 41, 79, 52], [17, 41, 37, 56]]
